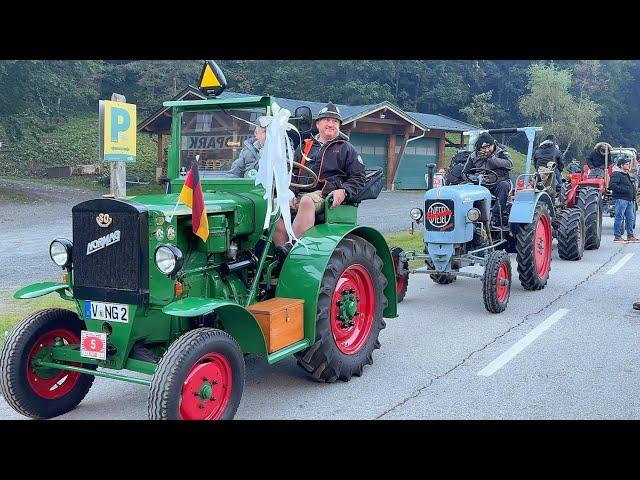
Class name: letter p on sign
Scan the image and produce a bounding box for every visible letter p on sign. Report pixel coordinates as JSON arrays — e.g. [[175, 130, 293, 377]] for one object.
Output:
[[100, 100, 137, 162]]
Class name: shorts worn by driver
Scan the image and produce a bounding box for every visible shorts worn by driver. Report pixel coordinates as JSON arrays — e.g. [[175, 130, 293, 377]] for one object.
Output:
[[293, 190, 324, 214]]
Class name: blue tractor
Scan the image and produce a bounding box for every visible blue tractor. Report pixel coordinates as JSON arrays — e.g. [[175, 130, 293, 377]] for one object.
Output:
[[391, 127, 584, 313]]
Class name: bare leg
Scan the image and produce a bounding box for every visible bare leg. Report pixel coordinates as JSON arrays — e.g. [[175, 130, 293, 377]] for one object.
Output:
[[292, 195, 316, 238], [273, 218, 288, 246]]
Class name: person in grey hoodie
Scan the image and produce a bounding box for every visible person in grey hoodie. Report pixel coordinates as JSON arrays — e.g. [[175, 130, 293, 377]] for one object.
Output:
[[229, 120, 267, 177]]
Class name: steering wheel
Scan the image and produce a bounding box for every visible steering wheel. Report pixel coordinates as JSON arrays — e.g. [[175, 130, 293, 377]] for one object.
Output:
[[463, 167, 499, 187], [290, 161, 319, 190]]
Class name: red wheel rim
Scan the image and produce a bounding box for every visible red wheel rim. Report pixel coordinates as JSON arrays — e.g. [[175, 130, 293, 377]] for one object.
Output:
[[330, 264, 375, 355], [496, 263, 510, 302], [393, 255, 406, 295], [26, 329, 82, 400], [180, 353, 233, 420], [534, 213, 551, 278]]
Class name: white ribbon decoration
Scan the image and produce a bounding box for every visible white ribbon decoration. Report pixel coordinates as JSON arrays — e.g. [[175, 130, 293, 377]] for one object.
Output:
[[254, 103, 300, 245]]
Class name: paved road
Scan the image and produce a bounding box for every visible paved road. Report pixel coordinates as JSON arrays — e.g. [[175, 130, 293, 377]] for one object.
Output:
[[1, 179, 639, 419]]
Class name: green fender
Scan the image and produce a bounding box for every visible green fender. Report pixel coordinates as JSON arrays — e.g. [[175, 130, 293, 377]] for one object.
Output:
[[163, 297, 267, 357], [275, 224, 398, 344], [14, 282, 69, 299]]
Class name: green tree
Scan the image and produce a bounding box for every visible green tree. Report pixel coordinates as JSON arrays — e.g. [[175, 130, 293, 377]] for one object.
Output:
[[459, 90, 497, 128], [519, 63, 601, 157]]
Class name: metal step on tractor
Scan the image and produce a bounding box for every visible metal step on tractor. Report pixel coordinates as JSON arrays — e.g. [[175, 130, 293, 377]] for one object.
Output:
[[391, 127, 586, 313], [0, 61, 398, 420]]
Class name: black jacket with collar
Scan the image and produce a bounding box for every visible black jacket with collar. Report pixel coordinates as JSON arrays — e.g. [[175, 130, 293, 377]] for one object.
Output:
[[293, 132, 365, 198], [609, 170, 636, 201], [462, 144, 513, 183]]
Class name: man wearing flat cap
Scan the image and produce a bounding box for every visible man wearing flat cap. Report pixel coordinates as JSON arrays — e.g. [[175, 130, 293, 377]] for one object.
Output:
[[462, 131, 514, 225], [273, 102, 365, 252]]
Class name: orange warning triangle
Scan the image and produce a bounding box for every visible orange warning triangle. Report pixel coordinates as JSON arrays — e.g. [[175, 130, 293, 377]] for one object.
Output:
[[200, 63, 221, 89]]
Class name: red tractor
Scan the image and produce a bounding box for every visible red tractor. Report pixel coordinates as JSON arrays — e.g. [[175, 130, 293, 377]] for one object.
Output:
[[561, 144, 638, 246]]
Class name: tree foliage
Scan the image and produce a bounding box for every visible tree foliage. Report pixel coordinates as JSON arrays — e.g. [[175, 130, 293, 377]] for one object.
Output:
[[0, 59, 639, 173], [519, 63, 601, 157]]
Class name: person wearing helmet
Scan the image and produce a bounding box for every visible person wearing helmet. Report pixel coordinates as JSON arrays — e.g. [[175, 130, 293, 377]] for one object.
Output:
[[462, 132, 513, 225], [586, 142, 608, 179], [273, 102, 365, 254]]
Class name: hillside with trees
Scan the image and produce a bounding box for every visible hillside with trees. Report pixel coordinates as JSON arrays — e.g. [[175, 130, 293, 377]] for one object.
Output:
[[1, 60, 638, 181]]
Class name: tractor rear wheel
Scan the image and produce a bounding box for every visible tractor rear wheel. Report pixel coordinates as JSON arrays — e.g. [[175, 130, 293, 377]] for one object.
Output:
[[148, 328, 244, 420], [295, 235, 387, 383], [390, 247, 409, 303], [482, 250, 511, 313], [0, 308, 96, 419], [576, 187, 602, 250], [515, 202, 552, 290], [556, 207, 585, 261], [559, 181, 570, 207]]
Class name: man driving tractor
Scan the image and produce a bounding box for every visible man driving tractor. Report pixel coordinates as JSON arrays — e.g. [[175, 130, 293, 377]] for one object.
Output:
[[462, 132, 514, 226]]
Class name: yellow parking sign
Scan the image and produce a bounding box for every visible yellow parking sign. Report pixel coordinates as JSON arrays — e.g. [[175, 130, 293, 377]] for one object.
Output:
[[99, 100, 136, 162]]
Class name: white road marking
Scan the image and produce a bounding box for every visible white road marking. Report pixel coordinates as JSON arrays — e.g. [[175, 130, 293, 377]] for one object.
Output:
[[478, 308, 569, 377], [606, 253, 634, 275]]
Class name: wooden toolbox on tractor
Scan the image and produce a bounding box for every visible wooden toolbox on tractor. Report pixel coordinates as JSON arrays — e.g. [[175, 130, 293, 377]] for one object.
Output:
[[247, 298, 304, 353]]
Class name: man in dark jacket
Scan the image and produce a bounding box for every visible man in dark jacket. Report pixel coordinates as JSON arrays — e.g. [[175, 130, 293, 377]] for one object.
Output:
[[273, 102, 365, 250], [609, 156, 639, 242], [462, 132, 513, 223], [533, 134, 564, 187], [586, 142, 608, 179]]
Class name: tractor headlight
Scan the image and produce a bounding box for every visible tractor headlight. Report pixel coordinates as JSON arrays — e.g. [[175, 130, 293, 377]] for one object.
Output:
[[154, 244, 184, 276], [410, 208, 424, 222], [49, 238, 72, 268], [467, 208, 481, 222]]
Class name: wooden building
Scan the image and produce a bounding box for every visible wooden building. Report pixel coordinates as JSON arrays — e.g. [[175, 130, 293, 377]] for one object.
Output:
[[138, 87, 476, 190]]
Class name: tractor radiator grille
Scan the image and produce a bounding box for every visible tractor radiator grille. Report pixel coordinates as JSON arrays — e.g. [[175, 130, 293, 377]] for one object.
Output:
[[72, 198, 149, 304]]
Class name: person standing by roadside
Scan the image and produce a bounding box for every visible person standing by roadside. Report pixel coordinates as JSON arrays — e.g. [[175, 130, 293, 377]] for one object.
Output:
[[610, 156, 639, 243]]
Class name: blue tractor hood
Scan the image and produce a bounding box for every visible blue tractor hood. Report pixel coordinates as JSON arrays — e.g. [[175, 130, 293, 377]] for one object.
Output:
[[422, 184, 492, 271]]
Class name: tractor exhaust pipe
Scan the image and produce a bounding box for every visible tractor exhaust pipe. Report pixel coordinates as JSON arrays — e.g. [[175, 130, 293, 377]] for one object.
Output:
[[220, 255, 258, 279], [426, 163, 436, 190]]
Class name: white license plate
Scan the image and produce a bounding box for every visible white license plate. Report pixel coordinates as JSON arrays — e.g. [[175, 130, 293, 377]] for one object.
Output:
[[84, 301, 129, 323], [80, 330, 107, 360]]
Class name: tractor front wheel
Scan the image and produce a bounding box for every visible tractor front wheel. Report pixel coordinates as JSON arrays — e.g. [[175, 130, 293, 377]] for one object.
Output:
[[390, 246, 409, 303], [515, 202, 552, 290], [148, 328, 245, 420], [576, 187, 602, 250], [295, 235, 387, 383], [482, 250, 511, 313], [0, 308, 96, 419], [556, 207, 585, 261]]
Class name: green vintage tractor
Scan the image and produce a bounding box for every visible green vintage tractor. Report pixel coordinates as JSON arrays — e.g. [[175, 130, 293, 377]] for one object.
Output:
[[0, 62, 397, 420]]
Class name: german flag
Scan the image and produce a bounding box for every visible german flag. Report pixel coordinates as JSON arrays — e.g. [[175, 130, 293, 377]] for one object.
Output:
[[179, 160, 209, 242]]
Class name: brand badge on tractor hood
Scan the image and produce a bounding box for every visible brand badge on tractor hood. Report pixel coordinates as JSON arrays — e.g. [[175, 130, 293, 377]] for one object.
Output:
[[426, 202, 453, 230], [96, 213, 113, 228], [87, 230, 121, 255]]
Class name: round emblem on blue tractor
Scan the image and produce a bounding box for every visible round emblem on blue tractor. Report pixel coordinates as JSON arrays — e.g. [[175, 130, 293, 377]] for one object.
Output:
[[426, 201, 453, 229]]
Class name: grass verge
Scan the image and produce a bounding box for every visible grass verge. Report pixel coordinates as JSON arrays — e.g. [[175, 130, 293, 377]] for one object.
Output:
[[0, 292, 73, 347]]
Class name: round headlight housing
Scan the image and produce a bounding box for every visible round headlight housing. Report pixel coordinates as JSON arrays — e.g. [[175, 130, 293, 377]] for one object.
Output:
[[154, 244, 184, 276], [49, 238, 72, 268], [467, 208, 481, 222], [410, 208, 424, 222]]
